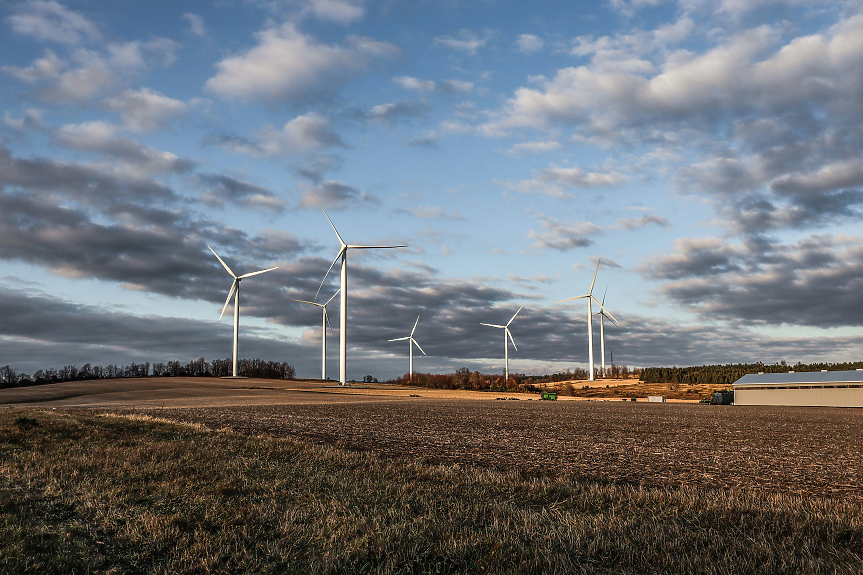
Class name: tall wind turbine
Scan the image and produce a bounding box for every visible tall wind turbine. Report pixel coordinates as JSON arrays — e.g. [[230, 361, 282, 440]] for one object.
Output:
[[556, 258, 617, 381], [388, 316, 426, 381], [481, 307, 522, 382], [292, 289, 340, 380], [208, 246, 278, 378], [593, 287, 619, 375], [312, 196, 407, 386]]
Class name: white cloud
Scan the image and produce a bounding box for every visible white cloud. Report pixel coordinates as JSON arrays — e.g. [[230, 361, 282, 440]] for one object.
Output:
[[8, 0, 101, 45], [527, 214, 603, 251], [205, 23, 399, 103], [394, 76, 435, 91], [0, 49, 63, 83], [434, 29, 494, 55], [394, 206, 466, 220], [103, 88, 187, 131], [298, 180, 380, 210], [219, 112, 345, 156], [182, 13, 207, 36], [506, 141, 564, 156], [516, 34, 543, 54], [614, 214, 671, 229], [306, 0, 365, 24], [43, 54, 114, 102], [496, 165, 625, 197]]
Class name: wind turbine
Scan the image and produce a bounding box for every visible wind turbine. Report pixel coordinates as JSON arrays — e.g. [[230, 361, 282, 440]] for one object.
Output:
[[388, 316, 426, 381], [208, 246, 278, 378], [593, 287, 619, 376], [556, 258, 617, 382], [292, 289, 340, 380], [312, 196, 407, 386], [481, 307, 522, 382]]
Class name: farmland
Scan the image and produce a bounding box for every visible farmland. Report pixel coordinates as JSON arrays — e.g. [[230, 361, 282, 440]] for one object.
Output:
[[2, 379, 862, 573]]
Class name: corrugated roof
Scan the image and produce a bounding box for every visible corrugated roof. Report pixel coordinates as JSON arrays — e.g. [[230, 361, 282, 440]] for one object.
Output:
[[733, 370, 863, 385]]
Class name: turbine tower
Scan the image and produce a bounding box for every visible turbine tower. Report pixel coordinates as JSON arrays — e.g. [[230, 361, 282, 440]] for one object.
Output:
[[208, 246, 278, 378], [481, 306, 522, 382], [556, 258, 617, 381], [593, 288, 619, 375], [312, 196, 407, 386], [292, 289, 340, 380], [388, 316, 426, 381]]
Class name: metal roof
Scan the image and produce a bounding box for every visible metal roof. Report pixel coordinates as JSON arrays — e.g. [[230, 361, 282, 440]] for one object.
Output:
[[733, 370, 863, 386]]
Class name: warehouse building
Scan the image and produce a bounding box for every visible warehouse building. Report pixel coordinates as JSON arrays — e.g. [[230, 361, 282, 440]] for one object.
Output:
[[733, 370, 863, 407]]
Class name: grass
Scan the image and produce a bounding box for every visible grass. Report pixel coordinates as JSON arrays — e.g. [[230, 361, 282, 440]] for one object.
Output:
[[1, 408, 861, 574]]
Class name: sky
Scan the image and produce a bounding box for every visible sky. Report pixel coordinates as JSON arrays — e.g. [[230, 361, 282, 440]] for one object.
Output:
[[3, 0, 863, 380]]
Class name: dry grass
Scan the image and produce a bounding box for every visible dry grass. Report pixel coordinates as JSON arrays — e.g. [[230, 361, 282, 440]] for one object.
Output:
[[1, 408, 862, 574]]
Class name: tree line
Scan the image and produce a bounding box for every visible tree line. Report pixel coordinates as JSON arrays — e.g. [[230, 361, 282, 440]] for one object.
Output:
[[0, 358, 296, 389], [640, 360, 863, 385]]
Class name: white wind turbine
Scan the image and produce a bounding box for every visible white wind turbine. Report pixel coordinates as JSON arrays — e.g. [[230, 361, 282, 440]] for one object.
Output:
[[593, 287, 619, 376], [312, 196, 407, 386], [208, 246, 278, 378], [556, 258, 617, 382], [481, 307, 522, 382], [388, 316, 426, 381], [292, 289, 340, 380]]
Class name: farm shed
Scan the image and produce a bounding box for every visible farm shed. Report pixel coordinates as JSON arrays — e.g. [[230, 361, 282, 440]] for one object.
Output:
[[733, 370, 863, 407]]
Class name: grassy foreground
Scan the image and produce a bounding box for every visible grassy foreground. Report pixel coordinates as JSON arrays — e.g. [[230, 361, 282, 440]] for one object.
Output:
[[1, 409, 861, 574]]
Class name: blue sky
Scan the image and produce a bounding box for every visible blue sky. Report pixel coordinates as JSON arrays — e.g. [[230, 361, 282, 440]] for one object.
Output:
[[2, 0, 863, 380]]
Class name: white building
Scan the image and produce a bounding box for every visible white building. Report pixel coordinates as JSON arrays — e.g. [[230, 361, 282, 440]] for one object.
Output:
[[733, 370, 863, 407]]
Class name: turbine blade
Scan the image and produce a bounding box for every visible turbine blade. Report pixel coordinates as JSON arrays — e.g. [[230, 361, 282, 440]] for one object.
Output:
[[346, 244, 408, 249], [555, 294, 589, 304], [506, 328, 518, 351], [592, 296, 618, 323], [219, 280, 237, 320], [389, 336, 411, 341], [208, 245, 236, 278], [412, 338, 426, 355], [589, 257, 601, 294], [324, 288, 341, 306], [238, 266, 278, 279], [602, 286, 608, 306], [411, 315, 419, 337], [315, 248, 345, 301], [292, 299, 324, 307], [325, 309, 334, 335], [507, 306, 523, 326], [311, 195, 345, 246], [481, 323, 505, 328]]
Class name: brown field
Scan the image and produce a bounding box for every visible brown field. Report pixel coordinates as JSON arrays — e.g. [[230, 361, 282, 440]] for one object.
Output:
[[2, 378, 863, 573], [2, 377, 860, 500]]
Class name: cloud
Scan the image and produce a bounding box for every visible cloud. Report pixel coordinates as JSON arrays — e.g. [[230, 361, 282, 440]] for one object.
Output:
[[394, 76, 435, 91], [0, 49, 64, 83], [305, 0, 365, 24], [393, 206, 465, 220], [433, 29, 494, 55], [495, 165, 625, 197], [640, 233, 863, 328], [393, 76, 473, 94], [298, 180, 381, 210], [515, 34, 543, 54], [216, 112, 345, 156], [527, 215, 603, 251], [8, 0, 101, 46], [103, 88, 187, 131], [614, 214, 670, 229], [205, 22, 400, 103], [505, 140, 564, 156], [198, 174, 285, 211], [182, 13, 207, 36], [2, 108, 48, 132], [366, 101, 428, 124]]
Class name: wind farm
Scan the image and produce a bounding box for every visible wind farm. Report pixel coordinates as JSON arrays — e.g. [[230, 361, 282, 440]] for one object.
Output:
[[3, 0, 863, 572]]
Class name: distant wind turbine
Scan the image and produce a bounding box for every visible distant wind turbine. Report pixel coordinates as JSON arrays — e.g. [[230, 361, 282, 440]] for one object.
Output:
[[388, 316, 426, 381], [312, 196, 407, 386], [292, 289, 340, 380], [481, 307, 522, 382], [208, 245, 278, 378], [593, 287, 619, 375], [556, 258, 617, 382]]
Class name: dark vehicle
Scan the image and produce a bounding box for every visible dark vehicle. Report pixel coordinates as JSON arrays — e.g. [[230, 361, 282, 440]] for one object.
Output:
[[710, 391, 734, 405]]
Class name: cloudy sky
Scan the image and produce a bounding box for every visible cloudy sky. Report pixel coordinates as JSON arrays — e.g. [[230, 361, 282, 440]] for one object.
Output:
[[3, 0, 863, 379]]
